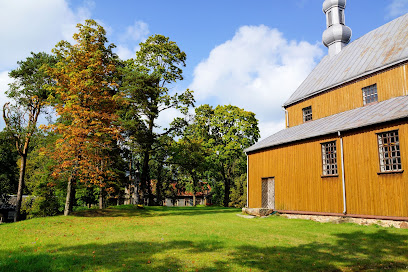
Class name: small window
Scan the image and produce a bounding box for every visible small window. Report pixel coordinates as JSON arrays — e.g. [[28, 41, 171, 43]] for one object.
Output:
[[302, 106, 312, 122], [377, 130, 402, 172], [338, 9, 345, 25], [362, 84, 378, 105], [327, 10, 333, 27], [321, 141, 338, 176]]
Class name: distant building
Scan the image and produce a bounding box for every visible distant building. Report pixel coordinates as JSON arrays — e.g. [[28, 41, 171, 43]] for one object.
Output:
[[0, 195, 31, 222], [245, 0, 408, 220]]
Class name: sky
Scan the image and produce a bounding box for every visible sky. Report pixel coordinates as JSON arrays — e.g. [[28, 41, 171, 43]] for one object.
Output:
[[1, 0, 408, 139]]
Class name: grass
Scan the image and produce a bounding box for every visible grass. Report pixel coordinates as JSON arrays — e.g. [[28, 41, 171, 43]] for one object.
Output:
[[0, 206, 408, 271]]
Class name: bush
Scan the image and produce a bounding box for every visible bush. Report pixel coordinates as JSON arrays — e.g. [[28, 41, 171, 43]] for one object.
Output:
[[21, 191, 62, 218]]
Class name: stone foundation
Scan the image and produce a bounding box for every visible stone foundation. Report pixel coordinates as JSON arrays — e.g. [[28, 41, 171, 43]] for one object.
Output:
[[242, 208, 408, 229], [242, 208, 274, 217]]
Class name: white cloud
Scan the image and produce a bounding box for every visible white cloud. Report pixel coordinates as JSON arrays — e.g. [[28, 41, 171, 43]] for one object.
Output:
[[115, 20, 149, 60], [189, 25, 323, 139], [116, 45, 135, 60], [121, 21, 149, 42], [0, 0, 94, 71], [386, 0, 408, 18]]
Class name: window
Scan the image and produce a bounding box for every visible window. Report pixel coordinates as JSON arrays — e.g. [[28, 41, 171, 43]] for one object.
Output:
[[338, 9, 345, 25], [327, 10, 333, 27], [302, 106, 312, 122], [377, 130, 402, 172], [321, 141, 338, 176], [362, 84, 378, 105]]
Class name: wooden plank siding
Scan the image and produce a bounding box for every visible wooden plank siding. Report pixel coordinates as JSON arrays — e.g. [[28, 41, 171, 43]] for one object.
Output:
[[248, 135, 344, 213], [286, 62, 408, 127], [342, 120, 408, 217], [248, 120, 408, 217]]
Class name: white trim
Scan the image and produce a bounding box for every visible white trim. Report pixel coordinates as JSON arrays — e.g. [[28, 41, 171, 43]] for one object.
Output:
[[338, 131, 347, 214]]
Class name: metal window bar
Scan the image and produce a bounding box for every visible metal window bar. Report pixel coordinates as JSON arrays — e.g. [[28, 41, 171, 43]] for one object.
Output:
[[378, 130, 402, 172], [303, 106, 313, 122], [362, 84, 378, 105], [322, 141, 338, 176]]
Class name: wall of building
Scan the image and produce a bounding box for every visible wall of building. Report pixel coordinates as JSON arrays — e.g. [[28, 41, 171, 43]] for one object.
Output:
[[248, 134, 344, 213], [342, 121, 408, 217], [248, 120, 408, 218], [285, 63, 408, 127]]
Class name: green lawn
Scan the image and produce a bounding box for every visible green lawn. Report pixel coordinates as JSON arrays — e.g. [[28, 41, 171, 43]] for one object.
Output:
[[0, 206, 407, 272]]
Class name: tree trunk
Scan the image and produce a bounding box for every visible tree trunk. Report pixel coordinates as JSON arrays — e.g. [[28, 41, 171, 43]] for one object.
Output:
[[14, 155, 27, 222], [99, 186, 104, 209], [64, 175, 74, 216], [140, 149, 149, 205], [223, 177, 230, 207], [192, 175, 198, 207], [156, 163, 163, 206]]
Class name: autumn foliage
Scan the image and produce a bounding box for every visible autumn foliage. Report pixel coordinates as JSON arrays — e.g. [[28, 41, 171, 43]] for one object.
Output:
[[45, 20, 122, 214]]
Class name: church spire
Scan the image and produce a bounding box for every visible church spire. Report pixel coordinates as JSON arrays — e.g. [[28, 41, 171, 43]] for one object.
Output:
[[322, 0, 352, 57]]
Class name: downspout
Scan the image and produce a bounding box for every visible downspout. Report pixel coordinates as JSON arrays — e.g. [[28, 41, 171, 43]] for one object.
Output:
[[246, 152, 249, 208], [338, 131, 347, 214]]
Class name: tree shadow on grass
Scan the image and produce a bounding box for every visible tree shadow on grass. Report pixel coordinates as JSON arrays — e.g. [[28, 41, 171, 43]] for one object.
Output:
[[1, 229, 407, 271], [223, 229, 408, 271], [72, 206, 239, 218]]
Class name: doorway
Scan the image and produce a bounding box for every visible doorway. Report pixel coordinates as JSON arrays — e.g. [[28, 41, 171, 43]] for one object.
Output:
[[262, 177, 275, 209]]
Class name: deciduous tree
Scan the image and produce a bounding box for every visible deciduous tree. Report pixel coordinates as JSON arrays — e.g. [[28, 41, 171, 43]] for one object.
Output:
[[46, 19, 121, 215], [120, 35, 194, 205], [2, 52, 56, 221], [189, 104, 259, 207]]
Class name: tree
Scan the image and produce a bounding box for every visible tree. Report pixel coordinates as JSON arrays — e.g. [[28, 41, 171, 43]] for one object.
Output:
[[46, 19, 122, 215], [170, 137, 209, 206], [2, 52, 56, 221], [190, 104, 259, 207], [120, 34, 194, 205]]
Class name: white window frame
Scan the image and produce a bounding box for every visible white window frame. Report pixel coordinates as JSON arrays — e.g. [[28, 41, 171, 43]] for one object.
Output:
[[321, 141, 338, 176], [377, 130, 402, 173]]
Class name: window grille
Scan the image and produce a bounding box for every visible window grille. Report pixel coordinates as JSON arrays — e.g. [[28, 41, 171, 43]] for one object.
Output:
[[321, 141, 338, 176], [378, 130, 402, 172], [362, 84, 378, 105], [302, 106, 312, 122]]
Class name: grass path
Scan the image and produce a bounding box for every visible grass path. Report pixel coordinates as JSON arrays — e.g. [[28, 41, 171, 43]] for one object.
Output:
[[0, 206, 408, 271]]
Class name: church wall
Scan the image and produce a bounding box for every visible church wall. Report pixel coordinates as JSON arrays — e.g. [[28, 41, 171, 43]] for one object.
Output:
[[342, 120, 408, 218], [248, 134, 344, 213], [285, 62, 408, 127], [248, 120, 408, 218]]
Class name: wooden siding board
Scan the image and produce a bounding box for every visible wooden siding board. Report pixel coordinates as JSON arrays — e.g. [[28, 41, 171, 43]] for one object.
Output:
[[286, 63, 408, 127], [342, 122, 408, 217], [284, 14, 408, 107], [248, 136, 343, 213], [248, 121, 408, 217]]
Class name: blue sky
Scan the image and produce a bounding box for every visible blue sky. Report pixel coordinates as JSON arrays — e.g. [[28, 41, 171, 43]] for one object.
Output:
[[1, 0, 408, 138]]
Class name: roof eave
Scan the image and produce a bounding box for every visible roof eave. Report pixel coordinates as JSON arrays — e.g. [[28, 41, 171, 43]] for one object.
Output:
[[283, 57, 408, 108]]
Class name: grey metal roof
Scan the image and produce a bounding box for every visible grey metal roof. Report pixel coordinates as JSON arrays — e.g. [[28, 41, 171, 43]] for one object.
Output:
[[284, 13, 408, 107], [245, 96, 408, 153]]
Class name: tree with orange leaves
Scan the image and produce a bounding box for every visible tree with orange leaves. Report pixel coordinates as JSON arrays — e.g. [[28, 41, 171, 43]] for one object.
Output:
[[46, 20, 121, 216]]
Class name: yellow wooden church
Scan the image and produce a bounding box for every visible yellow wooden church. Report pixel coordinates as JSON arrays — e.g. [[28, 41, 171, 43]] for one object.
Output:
[[245, 0, 408, 220]]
